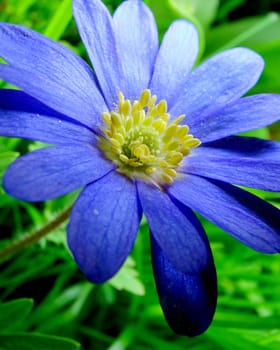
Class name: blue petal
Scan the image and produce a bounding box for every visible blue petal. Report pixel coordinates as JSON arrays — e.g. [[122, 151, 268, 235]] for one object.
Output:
[[137, 181, 208, 274], [113, 0, 158, 100], [67, 171, 141, 283], [0, 23, 106, 130], [191, 94, 280, 142], [149, 20, 198, 108], [170, 48, 264, 124], [169, 175, 280, 253], [73, 0, 125, 108], [182, 136, 280, 191], [151, 234, 217, 336], [0, 108, 96, 145], [0, 89, 63, 117], [3, 145, 113, 201]]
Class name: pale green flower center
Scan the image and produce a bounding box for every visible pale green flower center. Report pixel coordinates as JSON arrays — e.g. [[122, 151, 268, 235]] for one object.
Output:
[[98, 89, 200, 186]]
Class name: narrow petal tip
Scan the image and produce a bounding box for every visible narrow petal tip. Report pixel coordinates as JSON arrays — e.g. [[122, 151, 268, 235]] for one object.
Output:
[[151, 236, 217, 337]]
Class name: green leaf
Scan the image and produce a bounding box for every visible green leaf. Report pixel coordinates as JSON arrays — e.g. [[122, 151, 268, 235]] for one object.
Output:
[[0, 299, 33, 332], [216, 0, 245, 21], [145, 0, 178, 35], [44, 0, 72, 40], [205, 13, 280, 93], [213, 311, 280, 329], [252, 41, 280, 94], [207, 328, 273, 350], [169, 0, 219, 28], [0, 151, 19, 182], [145, 0, 205, 58], [109, 257, 145, 296], [0, 333, 80, 350], [239, 127, 270, 139], [205, 12, 279, 55]]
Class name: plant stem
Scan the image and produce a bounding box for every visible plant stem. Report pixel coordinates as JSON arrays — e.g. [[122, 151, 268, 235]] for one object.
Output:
[[0, 205, 72, 263]]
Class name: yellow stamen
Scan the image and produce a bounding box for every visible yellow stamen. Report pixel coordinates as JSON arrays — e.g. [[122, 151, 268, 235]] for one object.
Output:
[[98, 89, 200, 186], [120, 99, 131, 117]]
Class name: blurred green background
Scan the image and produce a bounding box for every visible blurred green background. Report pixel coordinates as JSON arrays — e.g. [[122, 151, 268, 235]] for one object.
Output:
[[0, 0, 280, 349]]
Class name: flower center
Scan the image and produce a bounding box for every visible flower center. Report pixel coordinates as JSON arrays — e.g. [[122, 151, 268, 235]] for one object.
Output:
[[98, 89, 200, 186]]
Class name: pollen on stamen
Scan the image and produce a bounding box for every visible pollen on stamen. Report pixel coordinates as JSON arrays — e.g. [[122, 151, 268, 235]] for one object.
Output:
[[98, 89, 201, 186]]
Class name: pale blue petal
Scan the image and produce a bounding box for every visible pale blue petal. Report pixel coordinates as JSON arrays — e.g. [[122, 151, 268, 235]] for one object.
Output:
[[170, 48, 264, 124], [73, 0, 125, 108], [113, 0, 158, 100], [150, 20, 198, 108], [191, 94, 280, 142]]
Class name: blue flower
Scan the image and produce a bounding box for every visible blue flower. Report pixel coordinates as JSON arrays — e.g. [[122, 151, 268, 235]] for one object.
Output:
[[0, 0, 280, 337]]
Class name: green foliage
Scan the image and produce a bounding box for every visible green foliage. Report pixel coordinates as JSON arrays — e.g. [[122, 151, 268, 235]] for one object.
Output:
[[0, 150, 19, 184], [0, 333, 80, 350], [0, 0, 280, 349], [109, 257, 145, 296], [170, 0, 219, 28], [0, 299, 80, 349], [205, 12, 280, 94], [0, 299, 33, 332], [43, 0, 73, 40]]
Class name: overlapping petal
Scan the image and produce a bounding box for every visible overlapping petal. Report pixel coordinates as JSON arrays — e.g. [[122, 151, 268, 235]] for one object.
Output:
[[191, 94, 280, 142], [150, 20, 198, 108], [151, 235, 217, 336], [113, 0, 158, 100], [73, 0, 125, 108], [169, 175, 280, 253], [3, 145, 113, 201], [0, 23, 106, 130], [67, 171, 142, 283], [137, 181, 208, 274], [182, 136, 280, 191], [170, 48, 264, 124]]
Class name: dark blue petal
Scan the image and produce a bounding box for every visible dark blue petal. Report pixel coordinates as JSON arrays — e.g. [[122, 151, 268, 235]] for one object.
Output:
[[67, 171, 142, 283], [170, 48, 264, 123], [0, 89, 63, 117], [0, 108, 96, 145], [191, 94, 280, 142], [3, 145, 113, 201], [0, 23, 106, 130], [137, 181, 208, 274], [181, 136, 280, 191], [150, 20, 198, 108], [169, 175, 280, 253], [151, 232, 217, 337], [113, 0, 158, 100], [73, 0, 125, 108]]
